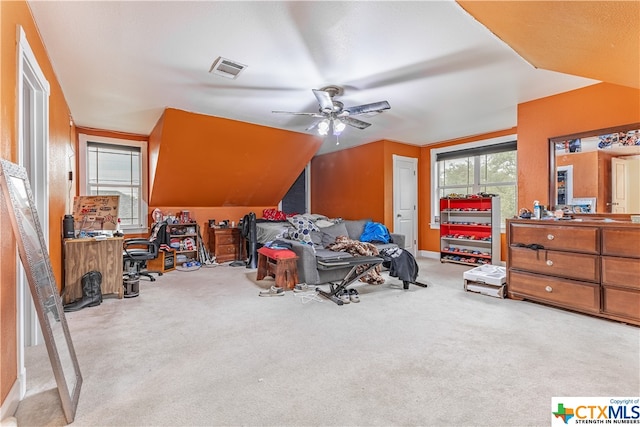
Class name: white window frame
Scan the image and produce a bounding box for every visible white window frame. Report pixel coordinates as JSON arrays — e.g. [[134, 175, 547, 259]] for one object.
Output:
[[78, 134, 148, 233], [430, 134, 517, 230]]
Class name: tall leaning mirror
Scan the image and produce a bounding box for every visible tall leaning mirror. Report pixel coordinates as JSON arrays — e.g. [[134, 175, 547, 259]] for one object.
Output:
[[549, 123, 640, 214], [0, 159, 82, 423]]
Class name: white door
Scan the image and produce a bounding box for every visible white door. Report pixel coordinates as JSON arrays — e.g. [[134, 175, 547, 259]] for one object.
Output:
[[393, 155, 418, 254], [611, 157, 627, 213]]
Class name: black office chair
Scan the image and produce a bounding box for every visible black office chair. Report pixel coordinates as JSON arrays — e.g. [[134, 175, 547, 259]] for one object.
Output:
[[123, 221, 170, 282]]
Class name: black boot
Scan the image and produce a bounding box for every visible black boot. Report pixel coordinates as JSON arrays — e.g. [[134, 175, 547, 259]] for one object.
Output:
[[64, 270, 103, 312]]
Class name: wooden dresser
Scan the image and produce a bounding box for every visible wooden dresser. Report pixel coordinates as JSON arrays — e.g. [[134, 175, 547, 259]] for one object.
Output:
[[207, 227, 244, 263], [506, 219, 639, 326]]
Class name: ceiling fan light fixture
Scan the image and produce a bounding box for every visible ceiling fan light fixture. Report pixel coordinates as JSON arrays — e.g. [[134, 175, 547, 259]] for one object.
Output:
[[317, 119, 330, 136], [333, 119, 346, 136]]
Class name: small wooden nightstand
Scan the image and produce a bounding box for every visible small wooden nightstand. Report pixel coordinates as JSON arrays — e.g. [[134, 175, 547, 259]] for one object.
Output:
[[208, 227, 244, 263]]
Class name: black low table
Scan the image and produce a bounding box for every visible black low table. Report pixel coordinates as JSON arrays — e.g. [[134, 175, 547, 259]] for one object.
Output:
[[315, 255, 384, 305]]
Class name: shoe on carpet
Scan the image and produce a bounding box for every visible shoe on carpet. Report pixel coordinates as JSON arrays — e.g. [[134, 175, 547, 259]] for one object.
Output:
[[348, 288, 360, 303], [259, 286, 285, 297], [293, 283, 310, 293], [339, 289, 351, 304]]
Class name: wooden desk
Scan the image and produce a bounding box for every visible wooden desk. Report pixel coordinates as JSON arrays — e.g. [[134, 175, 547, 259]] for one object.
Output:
[[63, 237, 124, 303]]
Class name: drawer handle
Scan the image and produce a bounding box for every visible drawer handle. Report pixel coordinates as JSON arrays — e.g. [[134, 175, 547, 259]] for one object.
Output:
[[546, 260, 553, 266], [545, 286, 553, 293], [547, 234, 555, 240]]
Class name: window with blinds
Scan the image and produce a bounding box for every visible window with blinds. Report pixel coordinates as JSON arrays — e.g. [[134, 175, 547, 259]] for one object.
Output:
[[432, 138, 517, 226]]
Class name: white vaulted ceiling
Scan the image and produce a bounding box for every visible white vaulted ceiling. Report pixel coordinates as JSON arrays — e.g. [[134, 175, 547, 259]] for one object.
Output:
[[28, 1, 633, 155]]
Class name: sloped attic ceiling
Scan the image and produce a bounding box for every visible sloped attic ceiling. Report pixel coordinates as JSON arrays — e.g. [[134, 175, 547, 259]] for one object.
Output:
[[148, 109, 322, 207], [458, 1, 640, 89]]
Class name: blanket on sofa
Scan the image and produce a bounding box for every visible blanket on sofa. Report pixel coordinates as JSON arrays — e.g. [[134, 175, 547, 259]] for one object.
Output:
[[327, 236, 385, 284]]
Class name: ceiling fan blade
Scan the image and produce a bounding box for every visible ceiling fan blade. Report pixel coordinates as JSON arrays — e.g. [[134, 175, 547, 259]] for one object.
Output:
[[272, 111, 323, 117], [341, 116, 372, 130], [312, 89, 334, 112], [344, 100, 390, 116]]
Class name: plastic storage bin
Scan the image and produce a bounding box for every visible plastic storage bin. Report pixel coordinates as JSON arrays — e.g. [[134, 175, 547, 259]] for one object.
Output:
[[463, 265, 506, 298]]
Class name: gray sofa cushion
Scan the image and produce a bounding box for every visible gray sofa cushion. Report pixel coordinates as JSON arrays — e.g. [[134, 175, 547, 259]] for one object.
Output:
[[319, 222, 349, 247], [343, 219, 370, 240]]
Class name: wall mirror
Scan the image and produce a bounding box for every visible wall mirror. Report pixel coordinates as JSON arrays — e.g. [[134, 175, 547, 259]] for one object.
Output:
[[0, 159, 82, 423], [549, 123, 640, 214]]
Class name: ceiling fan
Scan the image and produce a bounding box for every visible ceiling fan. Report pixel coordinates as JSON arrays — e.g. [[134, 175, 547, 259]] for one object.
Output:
[[272, 85, 390, 136]]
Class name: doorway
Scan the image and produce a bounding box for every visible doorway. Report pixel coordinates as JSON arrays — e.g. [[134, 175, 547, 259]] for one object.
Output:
[[393, 155, 418, 254], [17, 25, 50, 396]]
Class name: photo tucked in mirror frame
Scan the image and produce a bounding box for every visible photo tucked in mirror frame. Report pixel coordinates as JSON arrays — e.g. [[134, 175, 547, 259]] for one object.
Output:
[[0, 158, 82, 424], [549, 123, 640, 215]]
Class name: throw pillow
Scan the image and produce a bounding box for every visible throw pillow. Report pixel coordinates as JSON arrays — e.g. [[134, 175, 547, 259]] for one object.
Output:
[[287, 215, 319, 245], [344, 219, 370, 240], [319, 222, 349, 247], [309, 230, 323, 248]]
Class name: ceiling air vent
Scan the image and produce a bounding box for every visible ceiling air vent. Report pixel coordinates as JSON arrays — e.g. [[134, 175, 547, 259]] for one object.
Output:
[[209, 57, 247, 80]]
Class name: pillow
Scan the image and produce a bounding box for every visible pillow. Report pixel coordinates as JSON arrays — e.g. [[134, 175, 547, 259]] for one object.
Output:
[[287, 215, 319, 245], [315, 219, 336, 228], [320, 222, 349, 239], [263, 208, 287, 221], [344, 219, 370, 240], [319, 222, 349, 247], [309, 230, 323, 248]]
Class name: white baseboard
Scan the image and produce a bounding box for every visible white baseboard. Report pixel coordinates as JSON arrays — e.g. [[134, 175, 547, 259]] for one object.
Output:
[[0, 375, 23, 423], [418, 250, 440, 259]]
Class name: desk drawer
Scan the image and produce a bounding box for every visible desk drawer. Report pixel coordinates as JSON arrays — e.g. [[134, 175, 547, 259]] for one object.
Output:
[[509, 247, 599, 282], [508, 270, 600, 313], [602, 256, 640, 290], [509, 223, 599, 254]]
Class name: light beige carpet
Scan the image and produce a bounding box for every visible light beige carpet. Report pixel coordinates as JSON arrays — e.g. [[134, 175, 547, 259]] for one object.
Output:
[[14, 258, 640, 426]]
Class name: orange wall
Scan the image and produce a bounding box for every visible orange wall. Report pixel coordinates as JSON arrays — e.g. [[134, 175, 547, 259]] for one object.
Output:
[[1, 0, 74, 406], [311, 140, 420, 229], [150, 108, 322, 208], [312, 141, 386, 222], [517, 82, 640, 210]]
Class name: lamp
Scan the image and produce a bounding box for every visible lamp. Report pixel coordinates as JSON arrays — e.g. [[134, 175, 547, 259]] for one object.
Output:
[[333, 119, 346, 136], [317, 119, 330, 136]]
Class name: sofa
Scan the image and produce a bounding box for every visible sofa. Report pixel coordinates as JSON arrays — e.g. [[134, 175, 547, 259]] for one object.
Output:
[[284, 218, 405, 286]]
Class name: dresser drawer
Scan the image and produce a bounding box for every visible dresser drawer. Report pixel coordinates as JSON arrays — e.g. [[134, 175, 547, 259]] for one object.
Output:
[[602, 227, 640, 258], [509, 247, 599, 282], [216, 234, 237, 245], [602, 256, 640, 290], [508, 270, 600, 313], [509, 223, 599, 254], [603, 286, 640, 322], [216, 244, 237, 255]]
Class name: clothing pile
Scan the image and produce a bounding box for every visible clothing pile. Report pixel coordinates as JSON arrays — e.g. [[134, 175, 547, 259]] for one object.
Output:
[[327, 236, 385, 284]]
